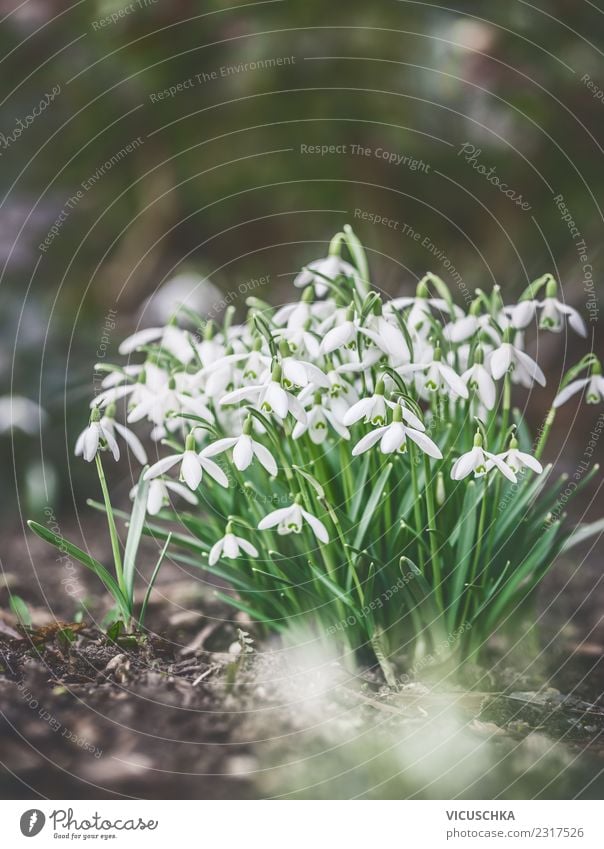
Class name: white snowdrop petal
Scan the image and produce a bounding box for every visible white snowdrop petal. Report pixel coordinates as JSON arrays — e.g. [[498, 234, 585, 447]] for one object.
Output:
[[83, 424, 101, 462], [552, 378, 588, 408], [181, 451, 202, 490], [258, 507, 294, 530], [147, 480, 165, 515], [342, 398, 373, 426], [380, 423, 405, 454], [519, 451, 543, 473], [233, 435, 254, 470], [143, 453, 182, 480], [301, 510, 329, 544], [407, 428, 443, 459], [113, 421, 148, 464], [237, 538, 259, 558], [490, 345, 513, 380], [199, 456, 229, 488], [223, 534, 240, 559], [352, 427, 387, 456], [209, 539, 223, 566], [253, 442, 278, 475], [118, 327, 163, 355]]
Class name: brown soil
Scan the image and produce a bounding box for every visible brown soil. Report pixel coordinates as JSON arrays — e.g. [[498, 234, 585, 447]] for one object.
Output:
[[1, 521, 604, 800]]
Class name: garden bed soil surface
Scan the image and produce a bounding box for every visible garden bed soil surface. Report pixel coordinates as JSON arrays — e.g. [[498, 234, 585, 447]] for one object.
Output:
[[1, 522, 604, 800]]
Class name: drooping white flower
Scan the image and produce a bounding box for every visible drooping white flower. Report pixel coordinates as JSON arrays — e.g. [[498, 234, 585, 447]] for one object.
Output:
[[293, 393, 350, 444], [75, 407, 120, 462], [343, 381, 425, 430], [539, 297, 587, 336], [362, 314, 411, 360], [351, 406, 441, 458], [294, 253, 360, 297], [502, 300, 539, 330], [144, 433, 229, 490], [127, 368, 214, 427], [319, 305, 359, 354], [119, 322, 194, 363], [462, 351, 497, 410], [342, 383, 392, 427], [201, 417, 278, 475], [406, 349, 469, 400], [495, 437, 543, 475], [209, 524, 259, 565], [220, 363, 307, 424], [553, 366, 604, 408], [258, 499, 329, 543], [279, 350, 329, 390], [538, 276, 587, 336], [451, 432, 516, 482], [275, 322, 321, 359], [0, 396, 46, 435], [489, 341, 545, 387], [131, 478, 198, 516]]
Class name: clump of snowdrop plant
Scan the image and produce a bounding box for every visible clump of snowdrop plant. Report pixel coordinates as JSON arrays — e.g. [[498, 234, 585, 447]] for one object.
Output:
[[30, 227, 603, 678]]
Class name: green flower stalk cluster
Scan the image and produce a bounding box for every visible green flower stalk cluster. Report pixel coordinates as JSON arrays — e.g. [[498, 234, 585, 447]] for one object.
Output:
[[30, 228, 603, 676]]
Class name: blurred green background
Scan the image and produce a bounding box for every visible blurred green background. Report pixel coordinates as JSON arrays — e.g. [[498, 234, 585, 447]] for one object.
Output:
[[0, 0, 602, 515]]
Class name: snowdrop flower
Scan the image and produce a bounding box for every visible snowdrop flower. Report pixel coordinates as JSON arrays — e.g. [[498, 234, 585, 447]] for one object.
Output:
[[462, 349, 497, 410], [75, 407, 120, 462], [144, 433, 228, 490], [496, 436, 543, 475], [220, 363, 307, 424], [275, 321, 321, 359], [201, 416, 278, 474], [319, 304, 359, 354], [132, 478, 198, 516], [343, 381, 392, 427], [92, 405, 147, 464], [258, 498, 329, 543], [352, 404, 442, 458], [444, 299, 502, 344], [408, 348, 469, 400], [539, 276, 587, 337], [209, 522, 258, 565], [127, 370, 214, 427], [293, 393, 350, 444], [294, 253, 360, 298], [119, 322, 194, 363], [553, 361, 604, 407], [489, 338, 545, 387], [0, 396, 46, 435], [343, 381, 425, 430], [451, 432, 516, 482], [503, 299, 539, 330], [273, 286, 317, 329], [361, 311, 411, 360], [278, 341, 329, 389]]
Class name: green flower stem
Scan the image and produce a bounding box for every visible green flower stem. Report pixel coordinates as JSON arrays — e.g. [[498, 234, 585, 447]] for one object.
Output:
[[408, 444, 425, 571], [423, 454, 443, 609], [535, 407, 556, 460], [95, 453, 126, 602], [461, 477, 489, 625], [339, 441, 354, 505]]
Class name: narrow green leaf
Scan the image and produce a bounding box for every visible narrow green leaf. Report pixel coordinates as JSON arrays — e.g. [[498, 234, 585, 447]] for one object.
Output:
[[138, 533, 171, 627], [449, 482, 478, 626], [560, 518, 604, 553], [27, 520, 130, 617], [353, 463, 392, 550]]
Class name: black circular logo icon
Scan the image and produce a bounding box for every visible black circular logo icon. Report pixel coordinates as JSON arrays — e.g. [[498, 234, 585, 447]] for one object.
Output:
[[19, 810, 46, 837]]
